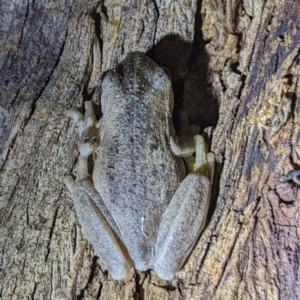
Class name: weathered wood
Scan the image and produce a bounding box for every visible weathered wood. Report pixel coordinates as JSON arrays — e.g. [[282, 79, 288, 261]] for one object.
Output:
[[0, 0, 299, 299]]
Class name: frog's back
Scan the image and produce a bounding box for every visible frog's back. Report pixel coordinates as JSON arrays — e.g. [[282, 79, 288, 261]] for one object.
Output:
[[93, 52, 185, 269]]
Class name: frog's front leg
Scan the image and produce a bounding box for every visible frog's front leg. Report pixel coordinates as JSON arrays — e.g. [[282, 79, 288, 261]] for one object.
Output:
[[64, 101, 131, 280], [153, 135, 214, 280], [169, 107, 201, 157]]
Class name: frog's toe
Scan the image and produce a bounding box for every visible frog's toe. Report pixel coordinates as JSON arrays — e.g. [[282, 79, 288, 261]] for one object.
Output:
[[134, 261, 149, 272], [109, 265, 131, 281], [66, 107, 84, 122], [78, 143, 94, 157], [186, 135, 214, 177], [154, 265, 175, 281]]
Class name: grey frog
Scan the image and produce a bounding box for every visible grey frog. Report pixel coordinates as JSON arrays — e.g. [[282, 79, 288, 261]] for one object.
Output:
[[64, 52, 214, 280]]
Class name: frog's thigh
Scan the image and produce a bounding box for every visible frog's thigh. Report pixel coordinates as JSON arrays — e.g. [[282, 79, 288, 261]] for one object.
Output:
[[65, 178, 131, 280], [153, 172, 210, 281]]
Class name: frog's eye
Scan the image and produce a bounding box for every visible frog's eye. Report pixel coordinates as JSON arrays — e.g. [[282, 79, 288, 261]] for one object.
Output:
[[162, 67, 172, 80], [152, 69, 168, 87]]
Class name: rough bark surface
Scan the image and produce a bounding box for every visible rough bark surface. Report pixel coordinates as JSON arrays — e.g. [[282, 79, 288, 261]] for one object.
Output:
[[0, 0, 299, 299]]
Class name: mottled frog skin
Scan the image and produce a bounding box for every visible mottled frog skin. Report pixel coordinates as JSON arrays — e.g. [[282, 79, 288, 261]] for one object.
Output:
[[65, 52, 214, 280]]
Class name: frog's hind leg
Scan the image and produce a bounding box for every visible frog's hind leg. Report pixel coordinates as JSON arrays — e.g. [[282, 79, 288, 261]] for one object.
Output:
[[65, 175, 131, 280], [153, 135, 214, 280], [64, 152, 131, 279]]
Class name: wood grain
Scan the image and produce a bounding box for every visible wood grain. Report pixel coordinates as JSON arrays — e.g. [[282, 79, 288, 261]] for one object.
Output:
[[0, 0, 299, 299]]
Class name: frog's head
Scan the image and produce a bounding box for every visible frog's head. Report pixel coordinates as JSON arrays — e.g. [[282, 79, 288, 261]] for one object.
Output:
[[101, 52, 174, 113]]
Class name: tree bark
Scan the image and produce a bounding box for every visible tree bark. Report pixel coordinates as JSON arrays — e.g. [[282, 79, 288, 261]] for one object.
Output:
[[1, 0, 299, 299]]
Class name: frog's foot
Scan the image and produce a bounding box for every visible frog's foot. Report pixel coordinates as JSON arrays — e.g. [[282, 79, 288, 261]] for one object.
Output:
[[67, 100, 100, 149], [153, 135, 214, 280], [184, 135, 214, 177], [170, 107, 199, 157]]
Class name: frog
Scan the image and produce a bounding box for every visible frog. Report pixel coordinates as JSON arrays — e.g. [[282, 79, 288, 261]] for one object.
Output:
[[64, 52, 214, 281]]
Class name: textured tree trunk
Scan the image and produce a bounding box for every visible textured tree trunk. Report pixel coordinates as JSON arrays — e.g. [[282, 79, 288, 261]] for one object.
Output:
[[1, 0, 299, 299]]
